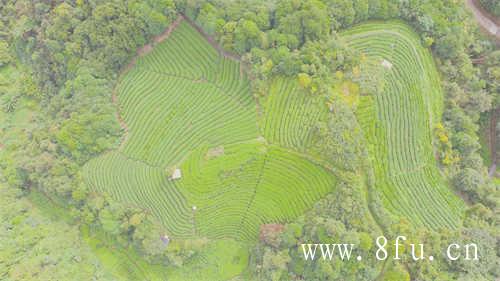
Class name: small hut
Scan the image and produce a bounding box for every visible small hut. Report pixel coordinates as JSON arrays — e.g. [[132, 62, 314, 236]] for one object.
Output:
[[170, 168, 182, 180], [381, 59, 393, 69], [161, 235, 170, 246]]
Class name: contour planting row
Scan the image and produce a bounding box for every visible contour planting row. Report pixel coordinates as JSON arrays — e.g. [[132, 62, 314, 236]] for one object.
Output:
[[137, 21, 249, 94], [344, 21, 443, 115], [83, 152, 194, 237], [260, 78, 326, 151], [137, 21, 219, 80], [84, 20, 339, 242], [180, 143, 264, 239], [117, 69, 257, 167], [114, 20, 258, 168], [84, 20, 261, 240], [354, 38, 433, 174], [178, 143, 336, 240], [351, 36, 429, 156], [239, 146, 336, 240], [344, 22, 464, 229], [165, 239, 249, 281]]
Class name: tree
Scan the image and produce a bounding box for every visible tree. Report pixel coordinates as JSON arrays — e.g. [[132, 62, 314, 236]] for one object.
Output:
[[234, 19, 261, 53], [326, 0, 355, 29], [297, 72, 312, 88], [479, 0, 500, 17], [275, 0, 331, 46], [0, 185, 113, 280], [312, 101, 365, 171], [385, 264, 410, 281], [0, 41, 11, 67], [453, 168, 485, 196]]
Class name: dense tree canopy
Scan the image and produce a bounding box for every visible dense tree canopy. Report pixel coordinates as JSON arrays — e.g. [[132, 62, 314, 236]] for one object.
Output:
[[0, 0, 498, 280], [479, 0, 500, 17], [0, 185, 115, 281]]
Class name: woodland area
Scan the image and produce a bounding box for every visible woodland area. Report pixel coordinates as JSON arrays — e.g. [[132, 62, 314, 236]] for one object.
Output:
[[0, 0, 498, 280], [479, 0, 500, 18]]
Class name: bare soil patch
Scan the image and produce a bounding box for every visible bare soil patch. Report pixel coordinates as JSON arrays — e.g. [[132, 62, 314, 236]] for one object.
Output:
[[259, 224, 285, 246]]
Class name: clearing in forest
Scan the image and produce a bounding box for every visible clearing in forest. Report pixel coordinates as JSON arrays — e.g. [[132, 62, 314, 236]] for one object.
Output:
[[81, 18, 467, 280], [343, 22, 465, 229], [81, 18, 468, 280], [83, 20, 336, 243]]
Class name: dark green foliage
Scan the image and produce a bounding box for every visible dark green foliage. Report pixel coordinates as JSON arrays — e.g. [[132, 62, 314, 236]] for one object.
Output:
[[312, 101, 365, 172], [0, 0, 498, 279], [0, 0, 178, 263], [14, 0, 176, 95], [479, 0, 500, 17], [0, 185, 114, 280], [0, 42, 11, 66], [251, 177, 380, 281]]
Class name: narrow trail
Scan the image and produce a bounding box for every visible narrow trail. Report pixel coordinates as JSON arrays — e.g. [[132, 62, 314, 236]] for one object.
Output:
[[111, 92, 129, 149], [465, 0, 500, 39], [462, 1, 499, 172]]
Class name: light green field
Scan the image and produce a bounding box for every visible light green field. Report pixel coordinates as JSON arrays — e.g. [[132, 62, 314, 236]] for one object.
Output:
[[259, 77, 327, 151], [83, 20, 336, 247], [343, 22, 465, 229], [179, 142, 335, 240]]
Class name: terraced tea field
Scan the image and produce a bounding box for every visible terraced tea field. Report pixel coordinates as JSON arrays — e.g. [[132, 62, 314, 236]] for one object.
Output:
[[259, 78, 327, 152], [83, 20, 335, 242], [117, 22, 258, 167], [179, 142, 335, 240], [83, 152, 194, 237], [343, 22, 465, 229], [84, 19, 465, 267]]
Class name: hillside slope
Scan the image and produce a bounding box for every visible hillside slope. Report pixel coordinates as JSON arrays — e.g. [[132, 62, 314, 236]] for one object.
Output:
[[343, 22, 465, 229]]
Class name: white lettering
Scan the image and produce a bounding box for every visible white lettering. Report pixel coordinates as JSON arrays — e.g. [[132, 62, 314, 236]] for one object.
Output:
[[336, 244, 355, 260], [411, 244, 424, 261], [394, 236, 407, 260], [376, 236, 388, 260], [319, 244, 336, 260], [464, 244, 478, 261], [447, 244, 460, 260], [302, 244, 318, 260]]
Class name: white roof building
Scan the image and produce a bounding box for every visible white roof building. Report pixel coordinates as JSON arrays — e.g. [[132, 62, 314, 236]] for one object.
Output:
[[171, 168, 182, 180], [381, 59, 393, 69]]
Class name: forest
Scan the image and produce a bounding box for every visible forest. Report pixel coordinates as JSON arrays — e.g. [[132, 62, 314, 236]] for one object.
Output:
[[479, 0, 500, 17], [0, 0, 498, 280]]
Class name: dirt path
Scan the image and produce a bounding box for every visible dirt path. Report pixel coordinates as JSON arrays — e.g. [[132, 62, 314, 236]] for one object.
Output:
[[111, 92, 129, 149], [111, 16, 184, 149], [466, 0, 500, 39], [153, 17, 183, 45]]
